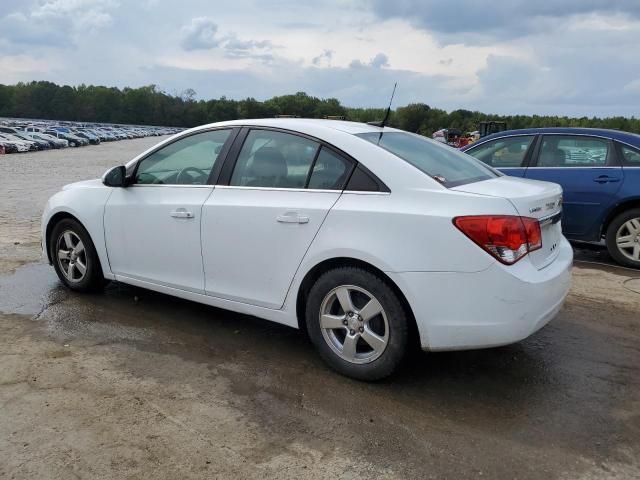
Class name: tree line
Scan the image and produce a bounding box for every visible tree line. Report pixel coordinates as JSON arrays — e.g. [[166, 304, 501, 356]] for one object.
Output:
[[1, 81, 639, 136]]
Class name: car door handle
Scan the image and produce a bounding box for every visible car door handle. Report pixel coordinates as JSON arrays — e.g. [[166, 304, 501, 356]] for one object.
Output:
[[170, 209, 194, 219], [593, 175, 621, 184], [276, 212, 309, 224]]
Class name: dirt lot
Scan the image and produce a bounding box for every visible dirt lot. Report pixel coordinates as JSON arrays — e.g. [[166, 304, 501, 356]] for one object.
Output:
[[0, 138, 639, 479]]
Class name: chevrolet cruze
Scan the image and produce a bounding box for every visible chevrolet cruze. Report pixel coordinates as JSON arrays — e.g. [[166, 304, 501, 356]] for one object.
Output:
[[42, 119, 572, 380]]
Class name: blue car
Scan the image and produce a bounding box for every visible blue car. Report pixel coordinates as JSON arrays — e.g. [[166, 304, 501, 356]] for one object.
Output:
[[462, 128, 640, 268]]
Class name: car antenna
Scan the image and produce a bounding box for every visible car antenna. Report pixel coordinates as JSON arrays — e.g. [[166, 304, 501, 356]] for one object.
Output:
[[367, 82, 397, 143]]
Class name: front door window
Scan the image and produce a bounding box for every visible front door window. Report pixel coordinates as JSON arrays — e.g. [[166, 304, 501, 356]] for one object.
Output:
[[135, 129, 232, 185], [466, 136, 535, 168]]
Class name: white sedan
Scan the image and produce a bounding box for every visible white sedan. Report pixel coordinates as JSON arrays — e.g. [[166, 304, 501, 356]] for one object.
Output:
[[42, 119, 572, 380]]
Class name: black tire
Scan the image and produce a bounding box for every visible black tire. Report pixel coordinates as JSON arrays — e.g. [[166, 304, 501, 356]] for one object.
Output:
[[50, 218, 105, 292], [605, 208, 640, 269], [305, 267, 409, 381]]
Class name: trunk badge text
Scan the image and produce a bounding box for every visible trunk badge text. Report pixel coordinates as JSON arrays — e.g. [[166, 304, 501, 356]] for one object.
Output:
[[530, 197, 562, 214]]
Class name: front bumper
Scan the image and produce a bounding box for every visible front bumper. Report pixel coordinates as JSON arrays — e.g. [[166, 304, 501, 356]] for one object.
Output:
[[388, 236, 573, 351]]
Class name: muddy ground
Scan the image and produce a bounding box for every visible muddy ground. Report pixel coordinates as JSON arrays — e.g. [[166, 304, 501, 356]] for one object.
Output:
[[0, 138, 639, 479]]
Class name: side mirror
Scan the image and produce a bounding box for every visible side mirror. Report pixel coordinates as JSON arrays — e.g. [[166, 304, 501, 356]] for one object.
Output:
[[102, 165, 127, 187]]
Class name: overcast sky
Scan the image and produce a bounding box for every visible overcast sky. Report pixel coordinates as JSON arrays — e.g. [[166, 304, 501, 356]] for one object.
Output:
[[1, 0, 640, 116]]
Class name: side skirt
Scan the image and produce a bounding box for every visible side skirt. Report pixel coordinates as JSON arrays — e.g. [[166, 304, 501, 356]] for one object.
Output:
[[113, 274, 299, 329]]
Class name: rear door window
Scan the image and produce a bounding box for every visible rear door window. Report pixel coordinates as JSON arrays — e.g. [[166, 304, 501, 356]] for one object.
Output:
[[307, 147, 352, 190], [231, 130, 319, 188], [537, 136, 609, 167]]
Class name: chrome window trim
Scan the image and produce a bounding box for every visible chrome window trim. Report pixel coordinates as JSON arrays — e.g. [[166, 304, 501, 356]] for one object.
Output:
[[525, 166, 619, 170], [468, 132, 616, 152], [215, 184, 349, 194], [342, 190, 391, 195], [129, 184, 213, 189], [465, 133, 538, 151], [126, 184, 392, 194]]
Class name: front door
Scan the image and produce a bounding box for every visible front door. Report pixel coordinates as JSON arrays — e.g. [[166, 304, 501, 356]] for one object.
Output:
[[202, 128, 353, 309], [104, 128, 233, 293], [464, 134, 536, 178], [525, 135, 623, 238]]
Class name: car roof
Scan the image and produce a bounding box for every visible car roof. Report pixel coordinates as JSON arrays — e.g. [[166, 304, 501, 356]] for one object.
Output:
[[189, 118, 397, 137], [475, 127, 640, 147]]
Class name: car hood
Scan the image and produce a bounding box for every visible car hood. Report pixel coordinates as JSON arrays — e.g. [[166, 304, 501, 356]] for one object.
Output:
[[62, 179, 104, 191]]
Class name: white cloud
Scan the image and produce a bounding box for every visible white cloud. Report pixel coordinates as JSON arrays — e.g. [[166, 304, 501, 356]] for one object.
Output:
[[312, 50, 333, 67], [1, 0, 640, 116], [0, 0, 118, 48], [349, 53, 389, 69], [180, 17, 220, 51]]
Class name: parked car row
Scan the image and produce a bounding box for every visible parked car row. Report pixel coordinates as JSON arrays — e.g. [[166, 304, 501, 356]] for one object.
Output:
[[0, 119, 182, 154]]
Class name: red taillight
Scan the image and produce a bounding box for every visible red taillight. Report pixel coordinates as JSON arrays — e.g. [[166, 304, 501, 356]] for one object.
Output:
[[453, 215, 542, 265], [522, 217, 542, 252]]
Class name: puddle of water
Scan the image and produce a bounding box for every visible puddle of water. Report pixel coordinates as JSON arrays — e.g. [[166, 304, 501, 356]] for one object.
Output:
[[0, 262, 64, 316], [0, 262, 154, 344]]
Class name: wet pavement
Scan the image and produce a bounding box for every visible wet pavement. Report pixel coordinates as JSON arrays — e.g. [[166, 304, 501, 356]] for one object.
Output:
[[0, 139, 639, 479]]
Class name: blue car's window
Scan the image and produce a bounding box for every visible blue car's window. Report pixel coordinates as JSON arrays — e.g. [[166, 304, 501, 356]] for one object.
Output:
[[620, 144, 640, 166], [466, 135, 534, 168], [539, 136, 609, 167], [357, 131, 498, 188]]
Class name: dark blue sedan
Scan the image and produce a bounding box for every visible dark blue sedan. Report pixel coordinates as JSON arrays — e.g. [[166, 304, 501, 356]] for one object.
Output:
[[462, 128, 640, 268]]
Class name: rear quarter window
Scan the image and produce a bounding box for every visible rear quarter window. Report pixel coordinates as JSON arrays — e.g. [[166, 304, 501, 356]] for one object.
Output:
[[618, 143, 640, 166]]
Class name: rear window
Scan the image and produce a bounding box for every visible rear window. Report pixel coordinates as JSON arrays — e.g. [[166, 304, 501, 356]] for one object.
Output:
[[357, 131, 498, 188]]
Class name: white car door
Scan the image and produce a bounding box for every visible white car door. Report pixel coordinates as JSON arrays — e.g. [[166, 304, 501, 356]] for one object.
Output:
[[202, 128, 354, 309], [104, 128, 235, 293]]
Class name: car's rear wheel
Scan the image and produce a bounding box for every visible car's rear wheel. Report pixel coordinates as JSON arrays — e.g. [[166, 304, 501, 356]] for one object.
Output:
[[606, 208, 640, 269], [305, 267, 408, 381], [50, 218, 105, 292]]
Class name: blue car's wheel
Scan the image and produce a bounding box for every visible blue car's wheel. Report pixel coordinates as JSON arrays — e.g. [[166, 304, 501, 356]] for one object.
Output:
[[606, 208, 640, 269]]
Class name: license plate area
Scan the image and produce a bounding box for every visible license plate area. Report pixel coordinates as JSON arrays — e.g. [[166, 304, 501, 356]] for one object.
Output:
[[530, 212, 562, 269]]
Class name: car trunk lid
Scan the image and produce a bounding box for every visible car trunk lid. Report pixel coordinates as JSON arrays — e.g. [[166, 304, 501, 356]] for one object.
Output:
[[452, 177, 563, 269]]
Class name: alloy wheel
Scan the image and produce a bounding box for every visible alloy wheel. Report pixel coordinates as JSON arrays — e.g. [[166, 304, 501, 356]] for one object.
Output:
[[319, 285, 389, 364], [615, 217, 640, 262], [56, 230, 88, 283]]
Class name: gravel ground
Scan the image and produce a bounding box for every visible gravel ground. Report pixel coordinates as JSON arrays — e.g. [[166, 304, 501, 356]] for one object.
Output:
[[0, 138, 639, 479]]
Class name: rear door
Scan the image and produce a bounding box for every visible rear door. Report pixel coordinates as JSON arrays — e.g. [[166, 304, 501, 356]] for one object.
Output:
[[464, 134, 536, 178], [201, 128, 354, 309], [525, 135, 623, 238]]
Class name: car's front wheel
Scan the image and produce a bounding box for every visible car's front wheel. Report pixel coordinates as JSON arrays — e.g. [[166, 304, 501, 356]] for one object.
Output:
[[305, 267, 409, 381], [606, 208, 640, 269], [50, 218, 105, 292]]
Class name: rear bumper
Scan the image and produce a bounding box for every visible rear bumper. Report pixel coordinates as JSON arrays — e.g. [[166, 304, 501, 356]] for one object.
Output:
[[388, 236, 573, 351]]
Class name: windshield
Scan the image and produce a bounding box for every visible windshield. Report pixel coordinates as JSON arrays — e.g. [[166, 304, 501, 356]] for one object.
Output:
[[357, 131, 499, 188]]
